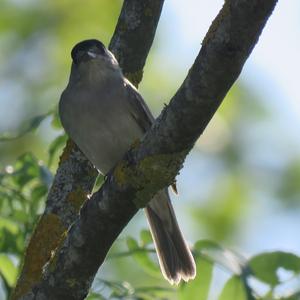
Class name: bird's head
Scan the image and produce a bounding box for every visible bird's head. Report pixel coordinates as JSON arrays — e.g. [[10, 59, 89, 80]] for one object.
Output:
[[69, 39, 122, 84]]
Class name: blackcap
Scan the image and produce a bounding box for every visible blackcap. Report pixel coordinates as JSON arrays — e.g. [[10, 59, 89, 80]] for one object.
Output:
[[59, 39, 196, 284]]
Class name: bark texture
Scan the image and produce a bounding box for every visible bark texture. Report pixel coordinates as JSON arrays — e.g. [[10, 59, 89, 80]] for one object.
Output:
[[110, 0, 165, 86], [12, 1, 164, 299], [20, 0, 278, 299]]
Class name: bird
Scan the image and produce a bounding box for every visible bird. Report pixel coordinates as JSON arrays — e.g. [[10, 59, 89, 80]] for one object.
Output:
[[59, 39, 196, 285]]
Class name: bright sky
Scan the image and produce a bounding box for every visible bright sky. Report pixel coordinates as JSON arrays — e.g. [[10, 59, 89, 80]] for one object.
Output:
[[158, 0, 300, 120]]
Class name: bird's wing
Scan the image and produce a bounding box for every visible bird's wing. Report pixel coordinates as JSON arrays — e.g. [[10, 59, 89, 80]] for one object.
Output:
[[124, 79, 154, 133], [124, 79, 179, 195]]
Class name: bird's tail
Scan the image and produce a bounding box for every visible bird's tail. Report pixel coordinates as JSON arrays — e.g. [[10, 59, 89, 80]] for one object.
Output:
[[144, 189, 196, 285]]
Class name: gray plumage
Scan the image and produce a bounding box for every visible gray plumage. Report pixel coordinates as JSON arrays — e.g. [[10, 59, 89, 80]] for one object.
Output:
[[59, 39, 196, 284]]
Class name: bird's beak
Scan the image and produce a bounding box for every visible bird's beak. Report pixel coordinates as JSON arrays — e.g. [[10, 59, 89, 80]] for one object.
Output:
[[75, 51, 97, 65], [87, 51, 97, 58]]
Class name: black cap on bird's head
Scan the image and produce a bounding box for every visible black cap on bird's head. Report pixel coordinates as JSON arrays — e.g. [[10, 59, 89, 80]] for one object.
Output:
[[71, 39, 106, 64]]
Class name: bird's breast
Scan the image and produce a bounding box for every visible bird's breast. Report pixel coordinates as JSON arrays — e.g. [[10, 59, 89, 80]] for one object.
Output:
[[59, 86, 143, 174]]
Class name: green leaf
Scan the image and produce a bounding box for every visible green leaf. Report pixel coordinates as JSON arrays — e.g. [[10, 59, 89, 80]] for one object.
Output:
[[0, 111, 51, 142], [179, 256, 213, 300], [0, 218, 19, 235], [195, 240, 223, 252], [12, 209, 29, 223], [51, 109, 63, 129], [31, 184, 48, 203], [12, 153, 40, 187], [218, 276, 247, 300], [140, 229, 152, 246], [0, 217, 21, 253], [126, 237, 160, 277], [47, 134, 67, 167], [194, 240, 245, 275], [93, 175, 105, 191], [249, 251, 300, 287], [0, 254, 18, 287]]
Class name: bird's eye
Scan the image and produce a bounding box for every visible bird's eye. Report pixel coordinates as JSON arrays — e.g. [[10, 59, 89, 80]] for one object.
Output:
[[71, 50, 85, 64]]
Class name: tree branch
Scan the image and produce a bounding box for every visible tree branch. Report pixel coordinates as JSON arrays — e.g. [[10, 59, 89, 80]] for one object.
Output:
[[12, 1, 164, 299], [20, 0, 278, 299], [110, 0, 165, 86]]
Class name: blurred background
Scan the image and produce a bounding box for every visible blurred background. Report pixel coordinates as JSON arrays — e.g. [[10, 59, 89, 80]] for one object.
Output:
[[0, 0, 300, 299]]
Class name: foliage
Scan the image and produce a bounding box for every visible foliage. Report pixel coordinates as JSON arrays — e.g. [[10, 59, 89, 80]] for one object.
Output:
[[0, 152, 52, 296], [85, 233, 300, 299]]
